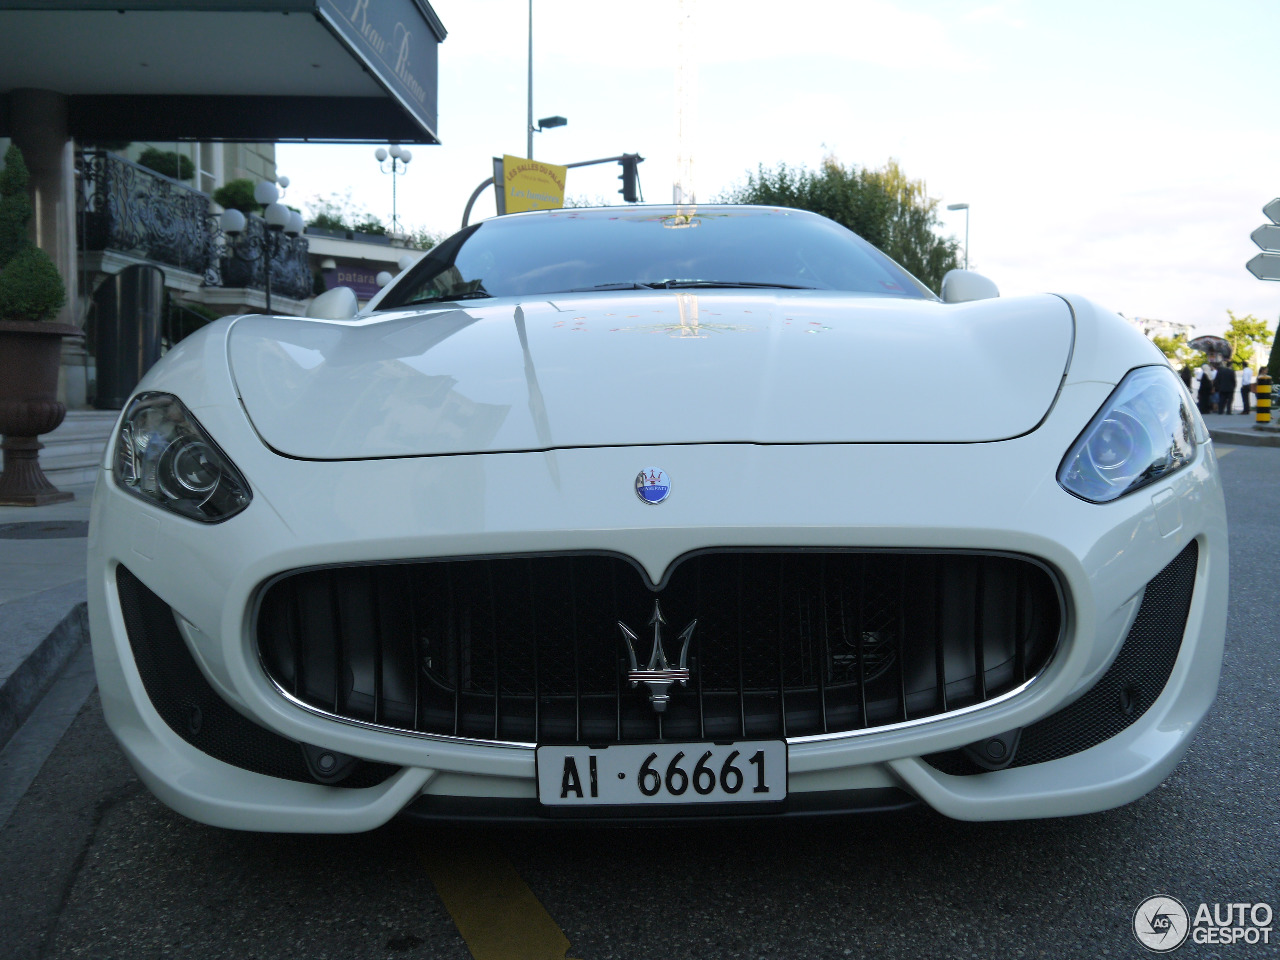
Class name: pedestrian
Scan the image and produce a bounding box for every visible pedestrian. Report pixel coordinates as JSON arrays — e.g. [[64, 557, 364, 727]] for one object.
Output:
[[1215, 363, 1236, 415], [1241, 364, 1254, 415], [1179, 365, 1193, 389], [1197, 363, 1215, 414]]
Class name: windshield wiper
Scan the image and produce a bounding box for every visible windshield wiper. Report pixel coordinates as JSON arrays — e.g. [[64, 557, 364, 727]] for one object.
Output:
[[564, 282, 659, 292], [643, 280, 818, 290], [403, 289, 492, 306]]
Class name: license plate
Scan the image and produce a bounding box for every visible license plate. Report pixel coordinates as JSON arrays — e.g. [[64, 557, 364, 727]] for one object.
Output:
[[536, 741, 787, 806]]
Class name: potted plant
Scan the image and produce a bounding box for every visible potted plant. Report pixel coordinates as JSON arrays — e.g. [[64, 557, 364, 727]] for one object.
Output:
[[0, 144, 81, 505], [137, 147, 195, 182], [304, 210, 350, 240], [350, 213, 391, 244]]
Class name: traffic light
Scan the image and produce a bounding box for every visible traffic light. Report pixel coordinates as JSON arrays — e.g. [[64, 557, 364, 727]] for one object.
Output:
[[618, 153, 642, 203]]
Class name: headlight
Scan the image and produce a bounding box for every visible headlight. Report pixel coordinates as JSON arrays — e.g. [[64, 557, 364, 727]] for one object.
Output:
[[113, 392, 251, 522], [1058, 366, 1199, 503]]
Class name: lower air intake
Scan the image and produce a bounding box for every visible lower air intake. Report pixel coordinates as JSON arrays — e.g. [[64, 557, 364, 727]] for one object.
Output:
[[116, 564, 398, 788]]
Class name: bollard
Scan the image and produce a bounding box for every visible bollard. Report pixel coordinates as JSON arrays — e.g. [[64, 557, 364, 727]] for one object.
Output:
[[1257, 374, 1272, 424]]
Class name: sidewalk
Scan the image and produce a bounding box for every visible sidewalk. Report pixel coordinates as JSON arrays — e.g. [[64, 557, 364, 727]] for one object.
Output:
[[0, 480, 95, 750], [1202, 411, 1280, 448]]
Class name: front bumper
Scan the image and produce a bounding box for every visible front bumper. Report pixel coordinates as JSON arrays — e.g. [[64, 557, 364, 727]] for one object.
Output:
[[86, 383, 1228, 831]]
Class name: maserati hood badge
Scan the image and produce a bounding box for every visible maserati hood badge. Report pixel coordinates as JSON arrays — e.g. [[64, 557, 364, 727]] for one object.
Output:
[[618, 601, 696, 713], [635, 467, 671, 504]]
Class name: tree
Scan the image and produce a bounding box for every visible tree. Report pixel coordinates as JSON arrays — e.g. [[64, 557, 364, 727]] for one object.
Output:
[[718, 156, 961, 293], [1150, 333, 1205, 372], [1223, 310, 1273, 371], [1268, 321, 1280, 381]]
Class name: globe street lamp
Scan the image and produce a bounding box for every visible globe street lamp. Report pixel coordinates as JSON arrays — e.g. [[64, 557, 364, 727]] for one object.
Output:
[[375, 144, 412, 235], [220, 178, 303, 313], [947, 202, 970, 270]]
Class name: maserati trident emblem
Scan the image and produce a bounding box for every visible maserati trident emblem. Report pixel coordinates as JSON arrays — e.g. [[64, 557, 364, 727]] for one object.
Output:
[[635, 467, 671, 504], [618, 601, 696, 713]]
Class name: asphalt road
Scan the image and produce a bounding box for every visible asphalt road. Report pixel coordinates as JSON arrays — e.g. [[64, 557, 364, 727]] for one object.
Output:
[[1, 444, 1276, 960]]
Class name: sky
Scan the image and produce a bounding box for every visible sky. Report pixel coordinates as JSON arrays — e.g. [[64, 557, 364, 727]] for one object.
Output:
[[277, 0, 1280, 337]]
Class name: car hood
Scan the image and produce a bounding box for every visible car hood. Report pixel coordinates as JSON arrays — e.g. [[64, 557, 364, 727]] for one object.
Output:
[[228, 291, 1074, 460]]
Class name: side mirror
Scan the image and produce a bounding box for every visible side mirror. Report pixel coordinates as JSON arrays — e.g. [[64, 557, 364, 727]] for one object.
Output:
[[305, 285, 358, 320], [941, 269, 999, 303]]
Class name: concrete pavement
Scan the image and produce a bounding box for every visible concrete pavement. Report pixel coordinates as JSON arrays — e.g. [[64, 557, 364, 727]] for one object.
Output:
[[0, 481, 94, 750], [1202, 410, 1280, 448]]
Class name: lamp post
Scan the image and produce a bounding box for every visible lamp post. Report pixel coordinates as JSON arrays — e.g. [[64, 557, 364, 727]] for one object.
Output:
[[527, 0, 534, 158], [947, 202, 970, 270], [220, 179, 304, 314], [532, 114, 567, 156], [527, 3, 573, 158], [374, 144, 412, 235]]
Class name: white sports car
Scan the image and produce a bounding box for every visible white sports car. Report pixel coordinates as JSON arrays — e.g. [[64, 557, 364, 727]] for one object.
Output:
[[87, 205, 1227, 832]]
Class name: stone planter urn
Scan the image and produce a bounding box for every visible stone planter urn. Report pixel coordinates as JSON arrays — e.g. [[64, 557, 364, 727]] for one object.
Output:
[[0, 320, 84, 505]]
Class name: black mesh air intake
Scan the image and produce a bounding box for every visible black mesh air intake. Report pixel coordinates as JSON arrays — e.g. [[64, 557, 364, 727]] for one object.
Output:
[[115, 564, 399, 788], [926, 539, 1199, 774], [256, 550, 1062, 745], [1012, 540, 1198, 765]]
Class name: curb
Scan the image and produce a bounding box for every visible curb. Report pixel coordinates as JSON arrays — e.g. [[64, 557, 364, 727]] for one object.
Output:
[[0, 582, 89, 752], [1209, 427, 1280, 449]]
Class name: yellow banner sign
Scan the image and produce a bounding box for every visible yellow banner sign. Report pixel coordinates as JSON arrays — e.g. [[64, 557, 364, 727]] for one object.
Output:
[[502, 155, 567, 213]]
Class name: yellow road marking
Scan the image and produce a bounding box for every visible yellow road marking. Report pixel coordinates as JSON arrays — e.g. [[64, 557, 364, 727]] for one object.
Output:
[[1216, 446, 1236, 457], [422, 839, 575, 960]]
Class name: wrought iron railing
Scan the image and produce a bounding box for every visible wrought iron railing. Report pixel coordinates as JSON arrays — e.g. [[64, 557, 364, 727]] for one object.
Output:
[[77, 150, 312, 303], [209, 214, 312, 302], [78, 149, 214, 277]]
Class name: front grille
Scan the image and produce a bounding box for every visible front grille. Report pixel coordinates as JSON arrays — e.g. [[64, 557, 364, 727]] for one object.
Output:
[[256, 551, 1062, 745]]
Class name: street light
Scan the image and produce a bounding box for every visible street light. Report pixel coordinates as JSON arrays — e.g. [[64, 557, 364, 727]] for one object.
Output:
[[530, 115, 569, 161], [220, 178, 303, 314], [524, 2, 568, 158], [527, 0, 534, 158], [374, 143, 412, 235], [947, 202, 970, 270]]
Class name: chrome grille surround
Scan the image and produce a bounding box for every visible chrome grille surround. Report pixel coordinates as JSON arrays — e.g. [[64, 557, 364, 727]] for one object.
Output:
[[254, 549, 1066, 749]]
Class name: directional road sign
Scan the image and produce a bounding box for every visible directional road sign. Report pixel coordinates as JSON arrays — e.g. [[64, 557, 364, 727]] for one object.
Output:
[[1252, 224, 1280, 251], [1246, 253, 1280, 281], [1265, 198, 1280, 224]]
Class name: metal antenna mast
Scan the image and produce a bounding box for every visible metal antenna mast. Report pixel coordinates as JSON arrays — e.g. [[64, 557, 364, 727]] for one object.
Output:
[[673, 0, 697, 204]]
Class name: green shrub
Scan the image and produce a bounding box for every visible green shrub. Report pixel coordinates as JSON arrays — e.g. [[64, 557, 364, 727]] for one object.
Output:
[[212, 178, 260, 214], [137, 147, 195, 181], [0, 144, 32, 267], [350, 213, 387, 236], [0, 145, 68, 321], [308, 211, 348, 232], [407, 227, 440, 250], [0, 245, 67, 321]]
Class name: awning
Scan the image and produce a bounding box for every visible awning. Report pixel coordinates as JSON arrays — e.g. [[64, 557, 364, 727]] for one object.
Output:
[[0, 0, 446, 142]]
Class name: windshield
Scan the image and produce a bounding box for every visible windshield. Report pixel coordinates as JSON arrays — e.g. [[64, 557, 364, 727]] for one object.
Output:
[[377, 206, 936, 308]]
